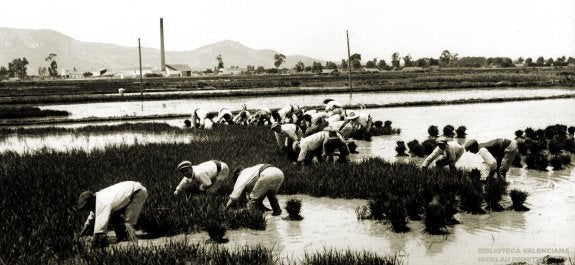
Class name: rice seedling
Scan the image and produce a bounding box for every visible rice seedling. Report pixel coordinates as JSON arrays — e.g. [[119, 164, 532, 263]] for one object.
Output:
[[484, 175, 508, 212], [301, 248, 402, 265], [423, 197, 454, 235], [395, 141, 408, 156], [206, 221, 229, 244], [284, 198, 304, 221], [509, 189, 530, 212], [406, 139, 425, 157], [459, 170, 486, 214], [524, 152, 550, 171], [421, 139, 437, 155]]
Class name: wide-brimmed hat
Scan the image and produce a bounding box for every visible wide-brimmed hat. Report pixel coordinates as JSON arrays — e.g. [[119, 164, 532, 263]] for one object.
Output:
[[345, 112, 359, 120], [177, 161, 193, 171], [76, 191, 95, 210]]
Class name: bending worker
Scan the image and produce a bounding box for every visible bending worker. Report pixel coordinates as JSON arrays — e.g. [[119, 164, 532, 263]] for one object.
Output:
[[464, 139, 497, 180], [421, 136, 464, 170], [225, 164, 284, 216], [294, 130, 349, 164], [174, 160, 229, 195], [478, 137, 524, 180], [76, 181, 148, 248], [271, 122, 303, 154]]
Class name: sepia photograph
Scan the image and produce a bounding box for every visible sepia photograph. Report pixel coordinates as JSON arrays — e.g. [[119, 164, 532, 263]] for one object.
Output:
[[1, 0, 574, 264]]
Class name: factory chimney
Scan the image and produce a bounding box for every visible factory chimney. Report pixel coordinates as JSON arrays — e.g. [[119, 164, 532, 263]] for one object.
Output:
[[160, 18, 166, 72]]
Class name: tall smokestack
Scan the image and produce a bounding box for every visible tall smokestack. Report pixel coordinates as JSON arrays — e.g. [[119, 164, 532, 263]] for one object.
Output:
[[160, 18, 166, 71]]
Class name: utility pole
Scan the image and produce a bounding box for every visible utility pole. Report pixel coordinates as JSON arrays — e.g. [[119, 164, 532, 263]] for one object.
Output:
[[138, 38, 143, 96], [346, 30, 352, 92]]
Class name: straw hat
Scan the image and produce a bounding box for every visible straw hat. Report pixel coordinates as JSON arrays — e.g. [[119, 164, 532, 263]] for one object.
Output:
[[345, 112, 359, 120]]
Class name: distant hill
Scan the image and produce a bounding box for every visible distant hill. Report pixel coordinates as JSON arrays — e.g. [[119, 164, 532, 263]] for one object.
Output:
[[0, 27, 323, 75]]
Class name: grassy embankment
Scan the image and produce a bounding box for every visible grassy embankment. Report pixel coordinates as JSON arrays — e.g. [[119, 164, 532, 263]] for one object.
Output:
[[0, 123, 523, 264], [0, 69, 572, 105]]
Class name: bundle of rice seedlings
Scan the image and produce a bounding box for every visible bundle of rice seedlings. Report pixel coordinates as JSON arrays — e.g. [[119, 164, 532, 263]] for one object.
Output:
[[509, 189, 530, 211], [459, 170, 486, 214], [484, 175, 508, 212], [284, 198, 304, 221], [549, 155, 564, 170], [525, 152, 550, 171], [395, 141, 408, 157], [423, 198, 453, 235], [407, 139, 425, 157], [206, 222, 229, 243], [384, 196, 410, 233]]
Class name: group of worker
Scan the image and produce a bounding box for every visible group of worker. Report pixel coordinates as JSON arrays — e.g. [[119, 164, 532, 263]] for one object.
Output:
[[76, 161, 284, 248], [419, 125, 526, 182]]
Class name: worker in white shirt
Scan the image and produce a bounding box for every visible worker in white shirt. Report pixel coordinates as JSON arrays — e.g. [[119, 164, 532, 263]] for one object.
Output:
[[421, 136, 465, 171], [191, 108, 214, 129], [174, 160, 229, 195], [271, 122, 303, 155], [76, 181, 148, 248], [213, 108, 234, 125], [274, 105, 304, 124], [225, 164, 284, 216], [323, 99, 345, 116], [464, 139, 497, 180], [294, 130, 349, 164], [340, 111, 373, 139]]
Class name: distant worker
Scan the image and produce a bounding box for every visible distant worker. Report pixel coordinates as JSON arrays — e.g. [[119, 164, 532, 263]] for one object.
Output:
[[232, 105, 251, 125], [464, 139, 497, 180], [174, 160, 229, 195], [421, 136, 464, 170], [271, 122, 303, 156], [294, 130, 349, 164], [323, 99, 344, 117], [225, 164, 284, 216], [76, 181, 148, 248], [273, 105, 304, 124], [249, 108, 273, 125], [191, 108, 213, 129], [340, 111, 373, 139], [214, 108, 234, 125]]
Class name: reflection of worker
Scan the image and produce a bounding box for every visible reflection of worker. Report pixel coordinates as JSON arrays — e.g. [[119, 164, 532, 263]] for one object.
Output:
[[77, 181, 148, 248], [225, 164, 284, 216], [464, 139, 497, 180], [421, 136, 464, 170], [174, 160, 229, 195], [479, 137, 524, 179]]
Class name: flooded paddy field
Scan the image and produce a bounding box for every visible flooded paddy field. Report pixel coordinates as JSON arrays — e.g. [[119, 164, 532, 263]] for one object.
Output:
[[2, 89, 574, 264]]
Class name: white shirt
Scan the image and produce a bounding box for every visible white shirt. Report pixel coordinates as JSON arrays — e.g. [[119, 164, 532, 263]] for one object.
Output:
[[229, 165, 262, 200], [478, 147, 497, 169], [84, 181, 145, 234], [274, 124, 303, 148], [175, 161, 221, 192]]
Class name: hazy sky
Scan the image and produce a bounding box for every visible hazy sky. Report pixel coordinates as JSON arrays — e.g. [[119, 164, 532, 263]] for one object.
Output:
[[2, 0, 574, 62]]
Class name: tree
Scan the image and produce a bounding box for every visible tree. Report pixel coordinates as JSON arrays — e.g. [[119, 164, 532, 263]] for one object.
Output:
[[544, 58, 554, 67], [45, 53, 58, 77], [391, 52, 400, 69], [0, 66, 8, 80], [325, 61, 337, 69], [415, 58, 429, 68], [535, 56, 545, 66], [274, 54, 286, 68], [524, 58, 534, 67], [402, 54, 413, 67], [350, 53, 362, 70], [216, 54, 224, 69], [365, 60, 377, 68], [8, 57, 29, 79], [377, 59, 388, 70], [256, 66, 265, 74], [567, 57, 575, 65], [294, 61, 305, 72], [311, 61, 323, 72], [439, 50, 451, 67], [340, 59, 348, 69]]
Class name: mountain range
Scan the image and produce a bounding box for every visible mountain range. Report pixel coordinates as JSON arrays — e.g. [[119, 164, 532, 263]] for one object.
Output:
[[0, 27, 323, 74]]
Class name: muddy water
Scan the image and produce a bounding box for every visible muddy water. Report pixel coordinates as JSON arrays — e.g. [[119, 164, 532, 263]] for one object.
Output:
[[136, 166, 575, 265], [4, 92, 575, 264], [36, 87, 574, 120]]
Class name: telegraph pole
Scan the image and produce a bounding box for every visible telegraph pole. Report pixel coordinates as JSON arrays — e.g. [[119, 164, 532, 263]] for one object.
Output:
[[138, 38, 143, 96], [346, 30, 352, 92]]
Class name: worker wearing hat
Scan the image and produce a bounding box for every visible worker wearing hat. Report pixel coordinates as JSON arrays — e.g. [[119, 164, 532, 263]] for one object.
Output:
[[421, 136, 464, 170], [225, 164, 284, 216], [174, 160, 229, 195], [76, 181, 148, 248], [294, 130, 349, 164]]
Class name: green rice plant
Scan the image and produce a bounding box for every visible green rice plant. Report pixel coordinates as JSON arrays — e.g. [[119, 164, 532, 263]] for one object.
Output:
[[384, 196, 410, 233], [509, 189, 530, 212], [206, 221, 229, 244], [301, 248, 402, 265], [395, 141, 408, 156], [549, 155, 565, 170], [0, 106, 69, 119], [406, 139, 425, 157], [421, 139, 437, 155], [284, 198, 304, 221]]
